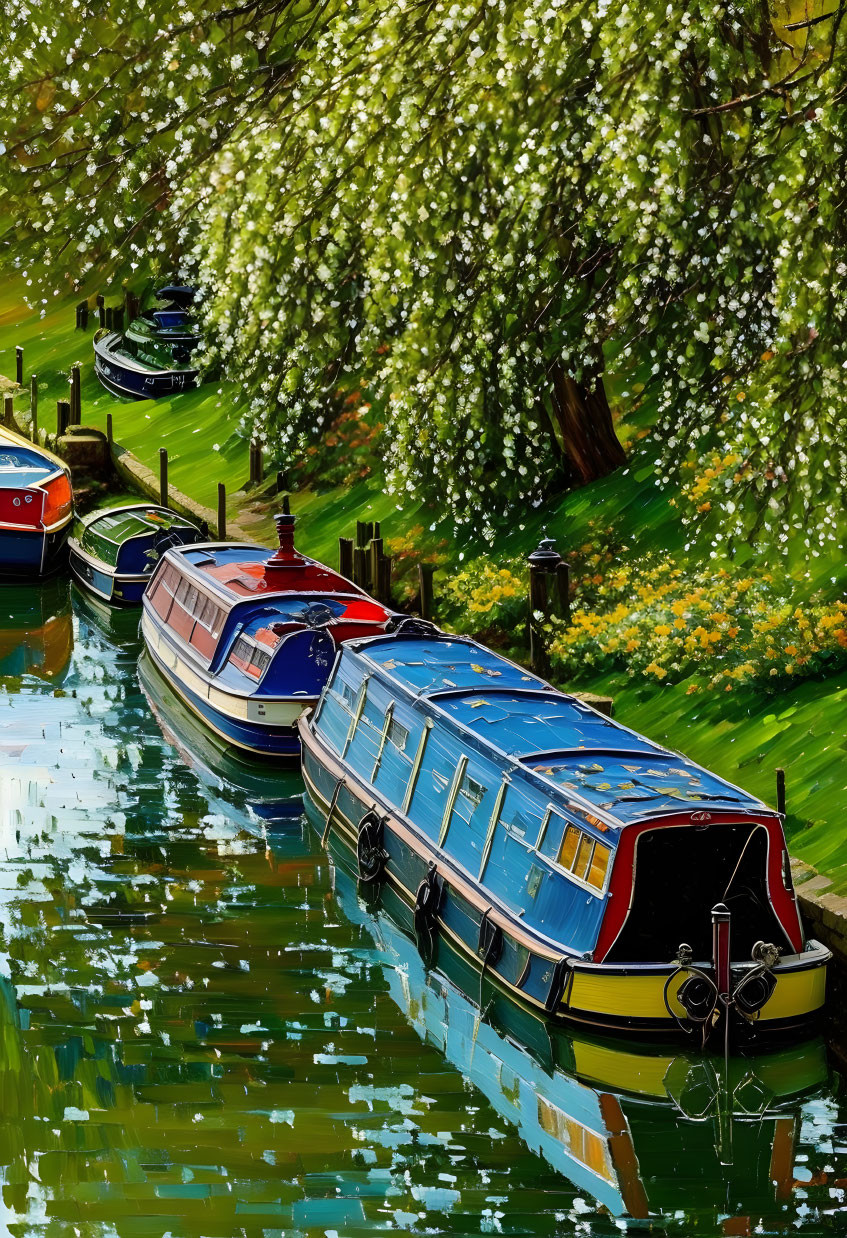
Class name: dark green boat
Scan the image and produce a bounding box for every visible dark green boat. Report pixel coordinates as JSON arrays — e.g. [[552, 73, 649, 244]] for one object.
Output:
[[68, 504, 206, 605], [93, 284, 201, 399]]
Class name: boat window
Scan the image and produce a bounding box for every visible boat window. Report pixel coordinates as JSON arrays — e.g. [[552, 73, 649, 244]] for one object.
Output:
[[175, 576, 191, 605], [387, 717, 409, 752], [161, 563, 180, 594], [458, 773, 486, 810], [556, 825, 610, 891], [184, 584, 199, 614]]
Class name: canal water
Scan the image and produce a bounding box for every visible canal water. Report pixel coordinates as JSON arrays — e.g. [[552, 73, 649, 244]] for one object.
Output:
[[0, 578, 846, 1237]]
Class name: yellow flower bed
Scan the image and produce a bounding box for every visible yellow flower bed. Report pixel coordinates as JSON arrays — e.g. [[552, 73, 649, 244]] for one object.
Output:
[[547, 557, 847, 692]]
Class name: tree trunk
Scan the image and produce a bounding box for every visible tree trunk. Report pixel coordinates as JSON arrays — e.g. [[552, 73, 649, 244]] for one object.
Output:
[[549, 366, 627, 485]]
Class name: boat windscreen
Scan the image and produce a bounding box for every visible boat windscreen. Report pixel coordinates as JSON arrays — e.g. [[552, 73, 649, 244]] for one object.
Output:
[[526, 753, 759, 819], [0, 445, 54, 486]]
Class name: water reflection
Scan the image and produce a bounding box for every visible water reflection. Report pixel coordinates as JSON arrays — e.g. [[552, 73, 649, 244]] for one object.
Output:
[[0, 575, 73, 684], [0, 579, 842, 1236]]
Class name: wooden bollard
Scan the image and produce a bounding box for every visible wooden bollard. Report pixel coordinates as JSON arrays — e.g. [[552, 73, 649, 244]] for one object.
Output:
[[70, 364, 81, 425], [30, 375, 38, 441], [353, 546, 368, 589], [96, 293, 105, 328], [556, 561, 571, 625], [126, 292, 139, 322], [15, 346, 23, 387], [370, 536, 384, 595], [112, 306, 124, 333], [106, 412, 113, 443], [249, 440, 263, 484], [159, 448, 168, 508], [418, 563, 435, 621], [217, 482, 226, 540], [3, 395, 13, 429], [57, 399, 70, 438], [105, 306, 114, 331], [339, 536, 353, 580], [378, 554, 392, 607], [76, 301, 89, 330], [776, 768, 786, 817], [355, 520, 368, 548]]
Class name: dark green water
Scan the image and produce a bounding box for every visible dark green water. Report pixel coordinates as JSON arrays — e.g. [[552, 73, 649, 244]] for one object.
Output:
[[0, 578, 846, 1236]]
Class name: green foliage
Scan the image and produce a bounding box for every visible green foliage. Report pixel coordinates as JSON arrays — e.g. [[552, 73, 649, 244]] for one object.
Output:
[[1, 0, 846, 548]]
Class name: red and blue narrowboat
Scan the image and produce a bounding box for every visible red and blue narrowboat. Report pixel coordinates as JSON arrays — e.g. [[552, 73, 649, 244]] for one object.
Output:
[[0, 427, 74, 576], [141, 514, 396, 758], [299, 624, 829, 1038]]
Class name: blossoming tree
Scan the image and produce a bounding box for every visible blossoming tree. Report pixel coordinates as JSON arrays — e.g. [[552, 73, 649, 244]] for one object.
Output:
[[1, 0, 844, 544]]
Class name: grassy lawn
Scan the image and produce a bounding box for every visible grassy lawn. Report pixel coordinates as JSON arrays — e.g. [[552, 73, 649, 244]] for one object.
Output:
[[2, 280, 844, 889]]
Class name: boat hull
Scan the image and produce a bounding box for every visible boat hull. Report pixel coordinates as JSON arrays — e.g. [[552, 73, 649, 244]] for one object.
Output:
[[68, 539, 148, 605], [93, 332, 198, 401], [0, 522, 70, 577], [300, 715, 829, 1038], [141, 608, 306, 758]]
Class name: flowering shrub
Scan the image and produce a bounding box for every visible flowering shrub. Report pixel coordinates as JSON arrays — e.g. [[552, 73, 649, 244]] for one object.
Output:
[[385, 526, 450, 603], [440, 557, 529, 638], [548, 558, 847, 693]]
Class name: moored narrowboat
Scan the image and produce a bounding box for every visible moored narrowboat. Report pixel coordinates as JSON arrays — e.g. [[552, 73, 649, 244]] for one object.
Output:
[[69, 504, 206, 605], [299, 625, 830, 1038], [141, 513, 396, 758], [93, 284, 201, 400], [0, 426, 73, 575], [322, 816, 830, 1221]]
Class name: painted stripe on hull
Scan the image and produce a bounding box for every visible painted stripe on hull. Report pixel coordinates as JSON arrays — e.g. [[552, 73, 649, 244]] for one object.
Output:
[[300, 720, 828, 1035], [143, 616, 303, 758]]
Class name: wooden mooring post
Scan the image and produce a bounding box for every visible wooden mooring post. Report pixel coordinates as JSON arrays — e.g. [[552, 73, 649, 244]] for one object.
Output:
[[106, 412, 113, 444], [57, 399, 70, 438], [159, 448, 168, 508], [249, 440, 263, 485], [96, 293, 105, 329], [70, 364, 81, 425], [3, 395, 13, 429], [418, 563, 434, 621], [76, 302, 89, 330], [339, 536, 353, 580], [15, 346, 23, 387], [30, 375, 38, 441], [776, 767, 786, 817], [217, 482, 226, 540]]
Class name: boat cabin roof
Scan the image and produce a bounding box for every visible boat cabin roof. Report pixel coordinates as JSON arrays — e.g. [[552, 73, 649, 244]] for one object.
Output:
[[82, 505, 198, 543], [352, 633, 767, 829], [175, 543, 366, 602], [0, 428, 66, 487]]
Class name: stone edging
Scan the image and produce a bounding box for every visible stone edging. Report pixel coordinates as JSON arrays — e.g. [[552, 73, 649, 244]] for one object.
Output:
[[110, 440, 252, 541], [790, 858, 847, 965]]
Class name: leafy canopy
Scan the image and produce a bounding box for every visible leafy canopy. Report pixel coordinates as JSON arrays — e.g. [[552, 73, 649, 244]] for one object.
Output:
[[1, 0, 845, 548]]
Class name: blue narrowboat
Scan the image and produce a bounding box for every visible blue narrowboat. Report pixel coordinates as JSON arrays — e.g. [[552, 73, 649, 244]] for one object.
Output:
[[0, 426, 74, 575], [69, 504, 206, 605], [323, 817, 829, 1220], [299, 624, 830, 1037], [141, 514, 396, 759], [93, 284, 201, 399]]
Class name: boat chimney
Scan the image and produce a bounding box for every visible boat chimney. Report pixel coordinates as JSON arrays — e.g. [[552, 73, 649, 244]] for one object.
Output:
[[268, 512, 302, 565]]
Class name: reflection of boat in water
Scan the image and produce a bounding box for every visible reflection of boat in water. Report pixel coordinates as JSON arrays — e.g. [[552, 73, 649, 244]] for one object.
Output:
[[138, 649, 304, 824], [305, 790, 831, 1224], [0, 577, 73, 682]]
